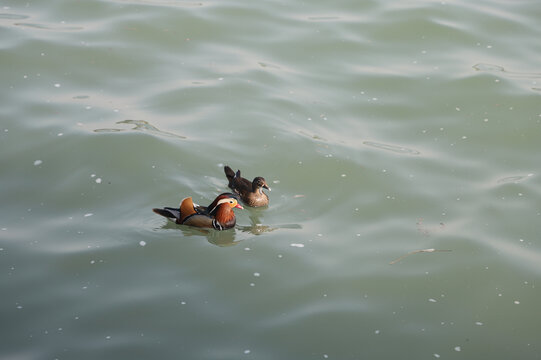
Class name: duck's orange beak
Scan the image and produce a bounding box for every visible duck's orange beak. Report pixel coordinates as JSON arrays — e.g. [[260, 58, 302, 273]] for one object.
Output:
[[235, 203, 244, 209]]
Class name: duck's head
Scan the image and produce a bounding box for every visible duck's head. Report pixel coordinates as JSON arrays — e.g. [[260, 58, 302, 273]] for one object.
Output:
[[208, 193, 243, 214], [252, 177, 271, 193], [216, 196, 244, 210]]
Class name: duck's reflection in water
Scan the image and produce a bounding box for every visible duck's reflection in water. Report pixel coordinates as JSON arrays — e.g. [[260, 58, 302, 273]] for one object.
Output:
[[237, 211, 301, 236], [160, 221, 239, 247], [157, 213, 301, 247]]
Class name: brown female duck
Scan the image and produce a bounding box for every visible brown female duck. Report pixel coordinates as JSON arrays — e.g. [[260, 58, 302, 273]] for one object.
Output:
[[224, 166, 271, 207], [153, 192, 243, 230]]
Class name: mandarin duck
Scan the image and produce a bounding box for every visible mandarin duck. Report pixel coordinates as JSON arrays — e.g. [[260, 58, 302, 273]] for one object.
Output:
[[153, 192, 243, 230], [224, 166, 270, 207]]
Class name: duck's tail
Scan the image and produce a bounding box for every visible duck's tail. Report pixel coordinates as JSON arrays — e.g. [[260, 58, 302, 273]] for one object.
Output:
[[153, 207, 180, 221], [224, 165, 236, 182]]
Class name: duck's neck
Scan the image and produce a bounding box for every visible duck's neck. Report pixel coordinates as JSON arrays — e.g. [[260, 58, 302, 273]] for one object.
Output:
[[214, 205, 236, 228]]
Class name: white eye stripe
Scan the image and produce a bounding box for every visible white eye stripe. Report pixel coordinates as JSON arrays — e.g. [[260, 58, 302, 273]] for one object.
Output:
[[217, 198, 236, 205]]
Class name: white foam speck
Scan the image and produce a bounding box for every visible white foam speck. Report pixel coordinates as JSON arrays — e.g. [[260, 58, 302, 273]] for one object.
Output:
[[54, 83, 61, 88], [290, 243, 304, 248], [374, 330, 380, 335], [454, 346, 461, 352], [95, 178, 102, 184], [253, 272, 260, 277], [249, 283, 255, 287], [90, 174, 96, 178], [57, 132, 63, 136], [139, 241, 146, 247], [34, 160, 43, 166], [106, 336, 111, 340], [84, 213, 93, 217], [514, 300, 520, 305], [428, 298, 437, 303], [323, 355, 329, 359], [475, 321, 483, 326], [243, 349, 250, 354], [244, 247, 250, 251], [434, 354, 440, 358]]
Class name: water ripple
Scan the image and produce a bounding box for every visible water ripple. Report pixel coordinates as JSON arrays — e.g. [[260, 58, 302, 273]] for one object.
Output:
[[0, 13, 29, 20], [14, 22, 83, 31], [473, 63, 541, 92], [362, 140, 420, 155], [496, 174, 534, 184], [94, 120, 186, 139], [473, 63, 541, 79], [112, 0, 203, 7]]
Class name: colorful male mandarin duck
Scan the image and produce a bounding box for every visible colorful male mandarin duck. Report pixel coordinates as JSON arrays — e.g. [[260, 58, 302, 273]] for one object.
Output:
[[224, 166, 271, 207], [153, 193, 243, 230]]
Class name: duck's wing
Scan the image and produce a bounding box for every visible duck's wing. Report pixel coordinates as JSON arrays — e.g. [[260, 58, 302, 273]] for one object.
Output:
[[182, 214, 215, 229], [231, 176, 254, 195]]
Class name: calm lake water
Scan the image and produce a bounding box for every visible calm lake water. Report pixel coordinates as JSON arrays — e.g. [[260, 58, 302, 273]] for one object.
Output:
[[1, 0, 541, 359]]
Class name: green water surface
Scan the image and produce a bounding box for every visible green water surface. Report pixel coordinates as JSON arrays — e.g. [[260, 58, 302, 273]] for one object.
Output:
[[1, 0, 541, 359]]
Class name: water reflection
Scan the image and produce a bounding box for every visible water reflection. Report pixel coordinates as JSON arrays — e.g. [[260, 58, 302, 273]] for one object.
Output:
[[156, 212, 301, 247], [238, 210, 302, 236]]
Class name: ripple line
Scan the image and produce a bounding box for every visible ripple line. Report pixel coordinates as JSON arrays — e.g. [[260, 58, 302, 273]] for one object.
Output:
[[0, 13, 29, 20], [496, 174, 534, 184], [14, 22, 83, 31], [94, 120, 186, 139], [363, 141, 420, 155], [473, 63, 541, 79]]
